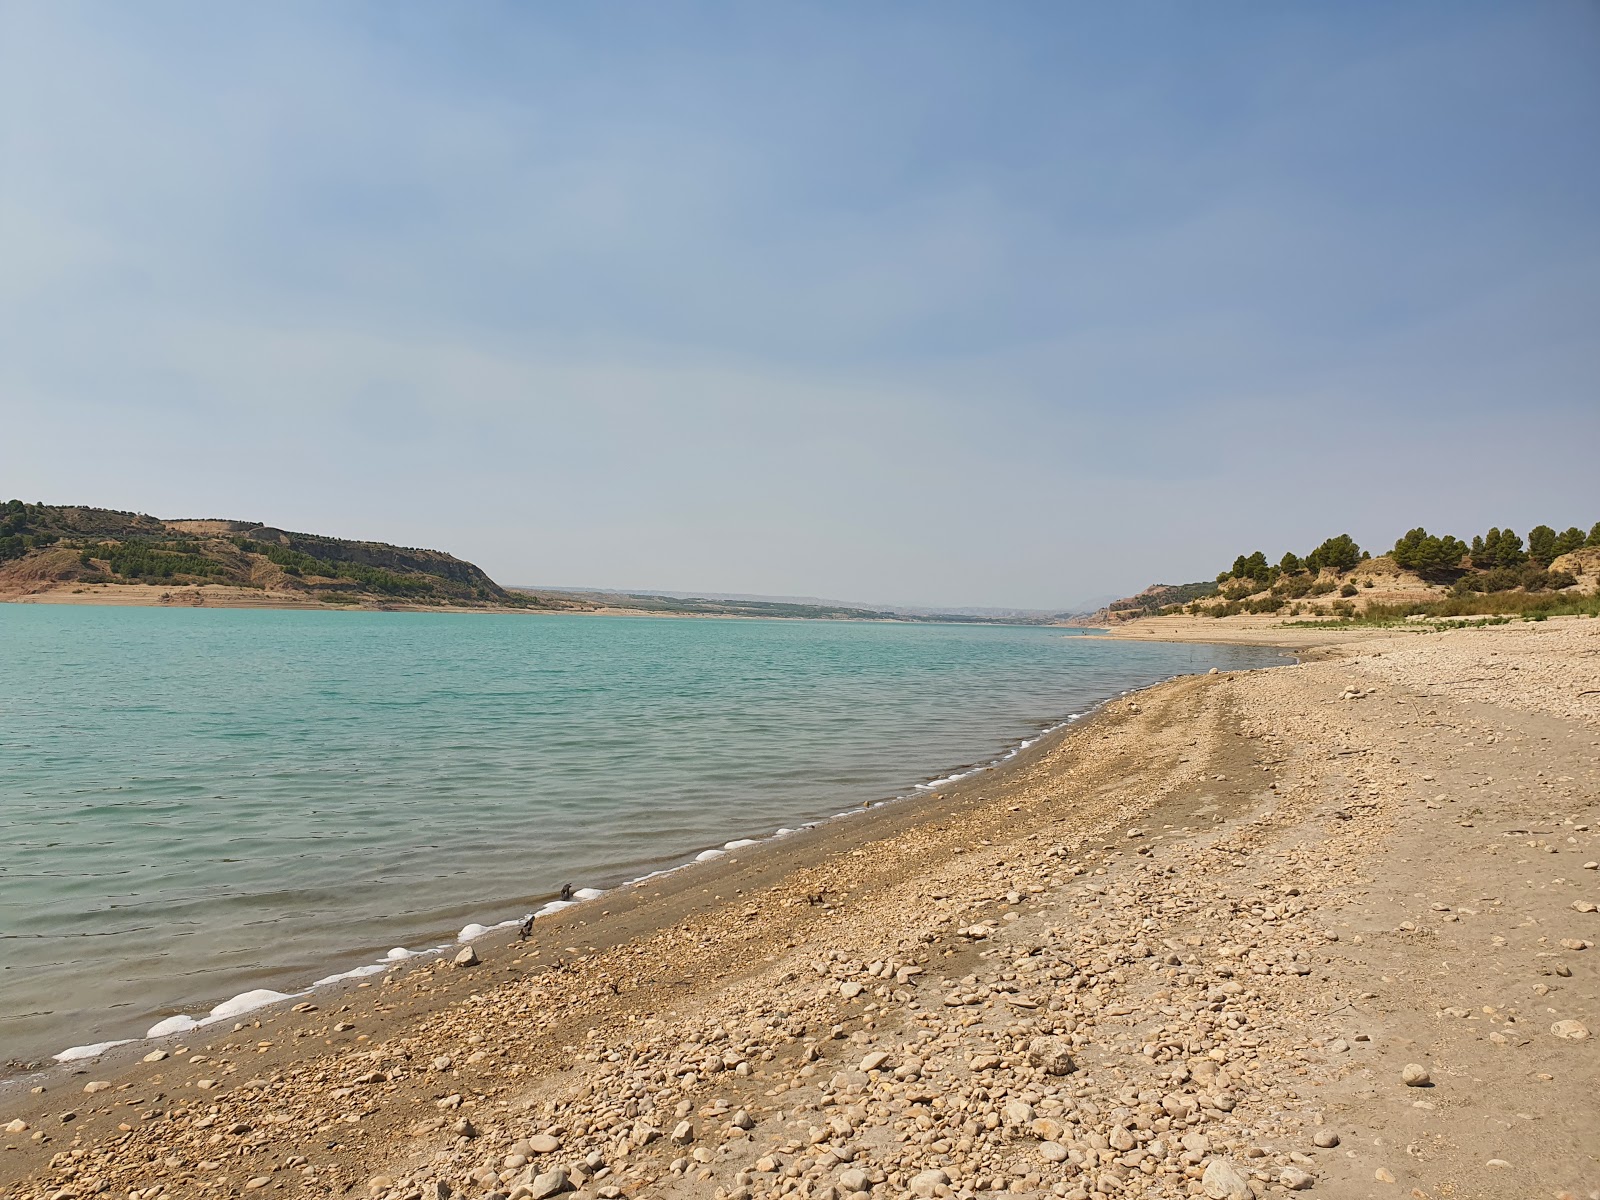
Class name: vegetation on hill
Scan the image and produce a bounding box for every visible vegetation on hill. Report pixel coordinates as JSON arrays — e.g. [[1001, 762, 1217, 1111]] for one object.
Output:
[[1182, 518, 1600, 624], [0, 500, 557, 608]]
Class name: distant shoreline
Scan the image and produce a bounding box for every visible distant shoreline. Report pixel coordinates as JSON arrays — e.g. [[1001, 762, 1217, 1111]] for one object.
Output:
[[1, 581, 1088, 626]]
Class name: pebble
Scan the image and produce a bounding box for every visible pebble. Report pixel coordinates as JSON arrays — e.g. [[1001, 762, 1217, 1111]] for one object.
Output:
[[82, 1081, 111, 1094], [1312, 1129, 1340, 1148], [1280, 1165, 1315, 1190], [4, 1120, 27, 1134], [527, 1168, 569, 1199], [453, 946, 480, 967], [1375, 1167, 1396, 1183], [1401, 1063, 1431, 1086], [1550, 1020, 1589, 1040], [671, 1120, 695, 1144], [526, 1133, 560, 1153]]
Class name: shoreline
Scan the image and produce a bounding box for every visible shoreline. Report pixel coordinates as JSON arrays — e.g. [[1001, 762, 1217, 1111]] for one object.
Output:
[[6, 645, 1267, 1080], [3, 617, 1595, 1200]]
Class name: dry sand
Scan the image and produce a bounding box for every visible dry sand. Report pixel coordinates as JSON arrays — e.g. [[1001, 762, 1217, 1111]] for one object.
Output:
[[2, 617, 1597, 1200]]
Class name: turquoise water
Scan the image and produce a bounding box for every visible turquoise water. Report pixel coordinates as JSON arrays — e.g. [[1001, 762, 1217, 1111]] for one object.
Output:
[[0, 605, 1283, 1064]]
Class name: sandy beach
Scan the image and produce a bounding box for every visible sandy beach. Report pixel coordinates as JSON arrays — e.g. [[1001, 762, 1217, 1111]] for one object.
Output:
[[3, 616, 1596, 1200]]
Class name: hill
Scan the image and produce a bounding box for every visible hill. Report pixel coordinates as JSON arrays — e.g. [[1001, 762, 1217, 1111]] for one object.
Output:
[[1094, 521, 1600, 629], [0, 501, 574, 611]]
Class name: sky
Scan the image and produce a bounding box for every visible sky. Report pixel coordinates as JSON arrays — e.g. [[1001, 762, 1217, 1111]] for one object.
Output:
[[2, 2, 1597, 609]]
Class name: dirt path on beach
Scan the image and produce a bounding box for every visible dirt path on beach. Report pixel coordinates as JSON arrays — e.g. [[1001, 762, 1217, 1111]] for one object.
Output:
[[3, 620, 1596, 1200]]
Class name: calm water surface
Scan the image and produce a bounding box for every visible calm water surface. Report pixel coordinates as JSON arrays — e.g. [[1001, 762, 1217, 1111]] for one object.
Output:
[[0, 605, 1284, 1063]]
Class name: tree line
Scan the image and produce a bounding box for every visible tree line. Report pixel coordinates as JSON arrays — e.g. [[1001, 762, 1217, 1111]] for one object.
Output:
[[1217, 520, 1598, 593]]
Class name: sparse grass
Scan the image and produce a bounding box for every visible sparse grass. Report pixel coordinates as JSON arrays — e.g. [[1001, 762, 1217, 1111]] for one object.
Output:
[[1286, 589, 1600, 630]]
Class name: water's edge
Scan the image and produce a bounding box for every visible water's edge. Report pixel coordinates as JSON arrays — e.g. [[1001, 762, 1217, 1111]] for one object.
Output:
[[35, 647, 1291, 1071]]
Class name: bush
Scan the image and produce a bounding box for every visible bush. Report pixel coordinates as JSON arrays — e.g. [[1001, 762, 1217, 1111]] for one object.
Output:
[[1340, 583, 1358, 597]]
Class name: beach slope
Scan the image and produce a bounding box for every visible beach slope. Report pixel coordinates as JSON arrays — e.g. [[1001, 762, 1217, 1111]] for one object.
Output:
[[2, 620, 1596, 1200]]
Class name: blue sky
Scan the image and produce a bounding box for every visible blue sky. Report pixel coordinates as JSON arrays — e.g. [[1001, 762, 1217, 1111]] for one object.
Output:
[[2, 2, 1597, 607]]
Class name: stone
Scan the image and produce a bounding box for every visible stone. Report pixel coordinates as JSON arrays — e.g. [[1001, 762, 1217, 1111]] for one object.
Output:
[[82, 1081, 112, 1094], [839, 981, 863, 998], [859, 1051, 889, 1072], [1313, 1130, 1340, 1148], [1281, 1165, 1314, 1190], [730, 1109, 754, 1130], [1401, 1063, 1431, 1087], [1040, 1141, 1068, 1163], [245, 1178, 271, 1191], [142, 1050, 169, 1062], [1551, 1020, 1589, 1040], [4, 1120, 27, 1134], [1003, 1098, 1034, 1126], [1201, 1158, 1251, 1200], [453, 946, 480, 967], [432, 1055, 453, 1071], [1108, 1124, 1135, 1151], [527, 1168, 570, 1199], [527, 1133, 561, 1153], [837, 1168, 870, 1192], [910, 1169, 950, 1198], [1027, 1036, 1075, 1076], [671, 1119, 695, 1144]]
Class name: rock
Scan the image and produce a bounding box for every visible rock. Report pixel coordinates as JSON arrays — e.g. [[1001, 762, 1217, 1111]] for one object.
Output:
[[1374, 1167, 1396, 1183], [1003, 1098, 1034, 1126], [453, 946, 480, 967], [245, 1178, 271, 1191], [837, 1168, 870, 1192], [1281, 1165, 1314, 1190], [1550, 1020, 1589, 1040], [839, 981, 863, 998], [527, 1168, 570, 1198], [4, 1119, 27, 1134], [432, 1055, 453, 1071], [730, 1109, 754, 1131], [859, 1051, 889, 1072], [671, 1119, 695, 1144], [82, 1081, 112, 1094], [1109, 1124, 1135, 1151], [142, 1050, 169, 1063], [1201, 1158, 1251, 1200], [1040, 1141, 1068, 1163], [527, 1133, 561, 1153], [1313, 1130, 1340, 1148], [1573, 901, 1598, 913], [1401, 1063, 1431, 1087], [452, 1117, 477, 1138], [910, 1169, 950, 1198], [422, 1184, 450, 1200], [1026, 1036, 1075, 1076]]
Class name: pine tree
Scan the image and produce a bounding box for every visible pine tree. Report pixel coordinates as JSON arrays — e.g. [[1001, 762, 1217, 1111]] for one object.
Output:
[[1527, 525, 1558, 566], [1552, 527, 1585, 558]]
